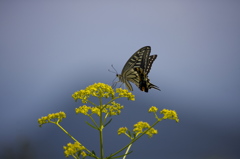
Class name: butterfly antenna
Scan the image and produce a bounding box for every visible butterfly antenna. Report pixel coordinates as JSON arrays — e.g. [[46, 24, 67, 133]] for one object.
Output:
[[108, 69, 115, 74], [108, 64, 120, 88], [109, 64, 118, 74]]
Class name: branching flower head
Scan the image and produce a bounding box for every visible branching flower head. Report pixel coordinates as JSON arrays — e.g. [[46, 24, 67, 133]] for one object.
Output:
[[145, 128, 158, 138], [63, 142, 86, 158], [72, 83, 135, 103], [133, 121, 158, 138], [116, 88, 135, 101], [38, 111, 66, 127], [72, 83, 115, 103], [73, 83, 134, 118], [148, 106, 158, 113], [118, 127, 128, 135], [105, 101, 124, 116], [75, 105, 91, 116], [75, 102, 124, 117], [160, 109, 179, 122]]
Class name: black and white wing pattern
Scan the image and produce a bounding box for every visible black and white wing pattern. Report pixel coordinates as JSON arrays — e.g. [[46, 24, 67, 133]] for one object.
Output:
[[132, 67, 160, 92], [116, 46, 149, 91], [135, 51, 160, 92], [116, 46, 160, 92], [145, 55, 157, 74]]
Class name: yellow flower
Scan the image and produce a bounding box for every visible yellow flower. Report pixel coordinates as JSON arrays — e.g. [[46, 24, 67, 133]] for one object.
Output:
[[107, 101, 124, 116], [81, 151, 87, 157], [38, 111, 66, 127], [63, 142, 86, 158], [133, 121, 158, 137], [91, 107, 101, 116], [118, 127, 128, 135], [148, 106, 158, 113], [145, 128, 158, 138], [72, 83, 115, 103], [133, 121, 150, 135], [75, 105, 91, 116], [116, 88, 135, 101], [160, 109, 179, 122]]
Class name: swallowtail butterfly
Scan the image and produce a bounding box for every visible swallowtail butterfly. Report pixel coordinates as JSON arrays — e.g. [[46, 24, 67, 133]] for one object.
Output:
[[116, 46, 160, 92]]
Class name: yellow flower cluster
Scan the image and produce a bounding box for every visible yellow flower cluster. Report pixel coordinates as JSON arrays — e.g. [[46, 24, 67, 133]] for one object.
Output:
[[91, 107, 101, 116], [145, 127, 158, 138], [106, 101, 124, 116], [75, 101, 124, 116], [63, 142, 86, 158], [75, 105, 100, 116], [116, 88, 135, 101], [160, 109, 179, 122], [72, 83, 115, 103], [38, 111, 66, 127], [148, 106, 158, 113], [75, 105, 91, 116], [133, 121, 158, 138], [118, 127, 128, 135], [72, 83, 135, 103]]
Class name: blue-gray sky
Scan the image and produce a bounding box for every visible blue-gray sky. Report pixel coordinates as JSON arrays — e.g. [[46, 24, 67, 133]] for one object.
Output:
[[1, 1, 240, 159]]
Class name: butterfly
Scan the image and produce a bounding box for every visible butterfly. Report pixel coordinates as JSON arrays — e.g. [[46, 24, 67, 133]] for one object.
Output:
[[116, 46, 160, 92]]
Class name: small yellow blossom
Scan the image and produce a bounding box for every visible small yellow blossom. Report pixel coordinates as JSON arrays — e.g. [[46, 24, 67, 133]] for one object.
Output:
[[133, 121, 149, 135], [91, 107, 101, 116], [145, 128, 158, 138], [106, 101, 124, 116], [116, 88, 135, 101], [72, 83, 115, 103], [38, 111, 66, 127], [133, 121, 158, 137], [118, 127, 128, 135], [148, 106, 158, 113], [81, 151, 87, 157], [160, 109, 179, 122], [75, 105, 91, 116], [63, 142, 86, 158]]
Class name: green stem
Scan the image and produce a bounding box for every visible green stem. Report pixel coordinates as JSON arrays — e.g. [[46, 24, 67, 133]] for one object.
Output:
[[56, 122, 93, 156], [109, 118, 163, 158], [87, 99, 98, 107], [104, 97, 121, 107], [56, 122, 79, 143], [99, 97, 104, 159]]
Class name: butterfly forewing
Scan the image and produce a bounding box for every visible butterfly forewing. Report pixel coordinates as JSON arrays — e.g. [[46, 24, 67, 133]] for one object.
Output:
[[121, 46, 150, 73], [134, 46, 151, 69]]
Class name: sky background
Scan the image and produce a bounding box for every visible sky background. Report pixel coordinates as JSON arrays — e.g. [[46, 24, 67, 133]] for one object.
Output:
[[1, 1, 240, 159]]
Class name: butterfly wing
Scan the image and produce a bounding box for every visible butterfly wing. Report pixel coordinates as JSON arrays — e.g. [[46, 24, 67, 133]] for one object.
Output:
[[121, 46, 151, 73], [132, 48, 160, 92], [117, 46, 150, 91], [145, 55, 157, 75], [132, 67, 161, 92], [116, 46, 160, 92]]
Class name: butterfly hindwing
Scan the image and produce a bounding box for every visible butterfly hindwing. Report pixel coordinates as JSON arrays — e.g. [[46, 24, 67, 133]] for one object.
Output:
[[133, 67, 161, 92], [145, 55, 157, 75]]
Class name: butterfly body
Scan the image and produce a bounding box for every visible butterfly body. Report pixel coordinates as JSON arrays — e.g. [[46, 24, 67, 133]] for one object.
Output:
[[117, 46, 160, 92]]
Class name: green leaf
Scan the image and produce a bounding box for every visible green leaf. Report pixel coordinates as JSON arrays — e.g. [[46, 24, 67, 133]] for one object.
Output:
[[85, 121, 97, 130], [104, 118, 112, 127]]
